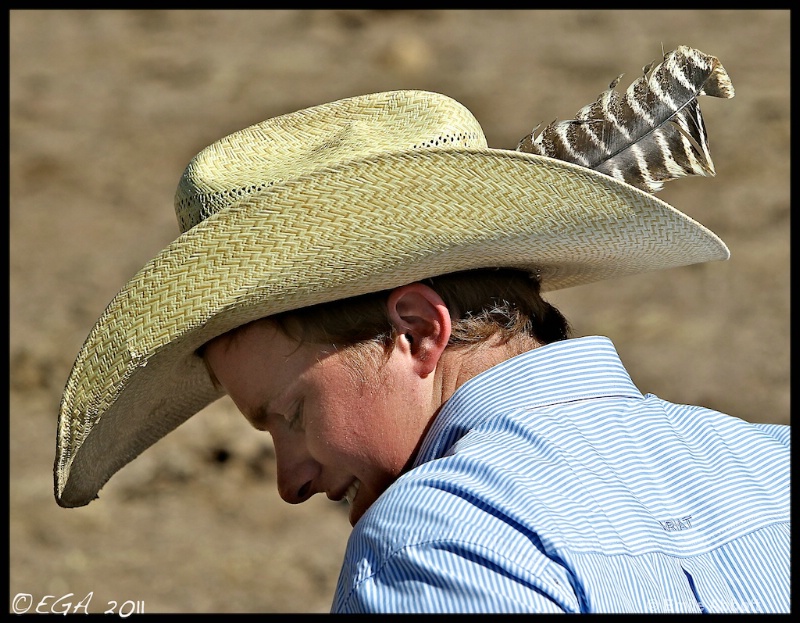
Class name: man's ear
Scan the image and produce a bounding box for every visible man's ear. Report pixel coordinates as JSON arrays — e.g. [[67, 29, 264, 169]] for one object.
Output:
[[386, 283, 452, 378]]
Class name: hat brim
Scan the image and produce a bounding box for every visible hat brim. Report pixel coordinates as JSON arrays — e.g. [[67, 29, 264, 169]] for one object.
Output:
[[55, 147, 729, 507]]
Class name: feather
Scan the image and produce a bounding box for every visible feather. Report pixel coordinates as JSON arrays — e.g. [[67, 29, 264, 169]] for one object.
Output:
[[516, 46, 735, 193]]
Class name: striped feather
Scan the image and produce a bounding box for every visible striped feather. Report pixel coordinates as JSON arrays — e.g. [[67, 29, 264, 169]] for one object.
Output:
[[516, 46, 735, 193]]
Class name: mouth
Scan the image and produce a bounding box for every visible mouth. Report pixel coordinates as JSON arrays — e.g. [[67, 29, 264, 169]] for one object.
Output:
[[344, 480, 360, 506]]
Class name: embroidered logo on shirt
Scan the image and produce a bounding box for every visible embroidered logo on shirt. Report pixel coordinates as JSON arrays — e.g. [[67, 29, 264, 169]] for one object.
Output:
[[659, 515, 693, 531]]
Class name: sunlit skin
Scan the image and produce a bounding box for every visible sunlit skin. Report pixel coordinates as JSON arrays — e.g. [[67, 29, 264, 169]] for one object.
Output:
[[203, 284, 452, 525], [203, 283, 537, 526]]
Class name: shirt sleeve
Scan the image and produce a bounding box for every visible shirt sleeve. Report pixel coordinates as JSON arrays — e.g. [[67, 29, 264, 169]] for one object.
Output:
[[333, 539, 576, 613]]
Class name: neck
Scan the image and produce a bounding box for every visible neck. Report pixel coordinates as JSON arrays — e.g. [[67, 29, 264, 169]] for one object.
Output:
[[435, 334, 542, 407]]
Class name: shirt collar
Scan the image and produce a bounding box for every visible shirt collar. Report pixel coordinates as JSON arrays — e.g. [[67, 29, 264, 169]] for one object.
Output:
[[414, 336, 643, 465]]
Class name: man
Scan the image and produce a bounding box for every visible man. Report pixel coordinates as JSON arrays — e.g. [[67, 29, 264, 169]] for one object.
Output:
[[55, 47, 789, 613], [200, 268, 571, 526]]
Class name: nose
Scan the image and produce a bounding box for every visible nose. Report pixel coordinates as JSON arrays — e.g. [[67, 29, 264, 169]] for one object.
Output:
[[272, 438, 320, 504]]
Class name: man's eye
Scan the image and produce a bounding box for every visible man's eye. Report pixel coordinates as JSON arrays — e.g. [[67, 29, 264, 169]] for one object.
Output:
[[288, 399, 304, 431]]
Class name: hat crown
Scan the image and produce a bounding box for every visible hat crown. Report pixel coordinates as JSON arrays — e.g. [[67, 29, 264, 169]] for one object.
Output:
[[174, 90, 487, 233]]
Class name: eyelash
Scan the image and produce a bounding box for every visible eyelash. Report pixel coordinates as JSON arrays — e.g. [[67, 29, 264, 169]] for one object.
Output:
[[288, 399, 304, 431]]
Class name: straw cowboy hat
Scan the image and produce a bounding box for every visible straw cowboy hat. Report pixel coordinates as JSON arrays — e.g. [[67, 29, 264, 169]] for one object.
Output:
[[55, 88, 729, 508]]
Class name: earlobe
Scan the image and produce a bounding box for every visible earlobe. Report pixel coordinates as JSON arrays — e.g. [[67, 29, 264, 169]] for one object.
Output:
[[387, 283, 451, 378]]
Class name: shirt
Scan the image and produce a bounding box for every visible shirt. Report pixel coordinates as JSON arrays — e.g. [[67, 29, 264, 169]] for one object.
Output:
[[331, 336, 790, 613]]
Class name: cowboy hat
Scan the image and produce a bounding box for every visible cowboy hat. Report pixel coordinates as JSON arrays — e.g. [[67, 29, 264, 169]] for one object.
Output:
[[54, 88, 729, 507]]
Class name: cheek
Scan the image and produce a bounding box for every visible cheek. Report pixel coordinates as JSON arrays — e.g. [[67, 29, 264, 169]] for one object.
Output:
[[311, 375, 379, 448], [307, 360, 400, 468]]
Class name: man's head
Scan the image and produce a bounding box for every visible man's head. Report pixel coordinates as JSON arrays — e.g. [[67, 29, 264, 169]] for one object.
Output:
[[202, 268, 570, 524], [55, 84, 730, 508]]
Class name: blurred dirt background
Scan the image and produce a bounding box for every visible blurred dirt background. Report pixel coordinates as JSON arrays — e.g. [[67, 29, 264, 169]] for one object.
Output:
[[10, 10, 789, 614]]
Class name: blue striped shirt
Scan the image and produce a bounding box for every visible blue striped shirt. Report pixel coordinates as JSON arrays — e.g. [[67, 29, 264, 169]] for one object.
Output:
[[331, 336, 790, 613]]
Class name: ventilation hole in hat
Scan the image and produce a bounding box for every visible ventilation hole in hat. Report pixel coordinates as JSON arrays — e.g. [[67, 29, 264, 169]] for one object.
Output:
[[177, 180, 278, 228], [412, 131, 480, 150]]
